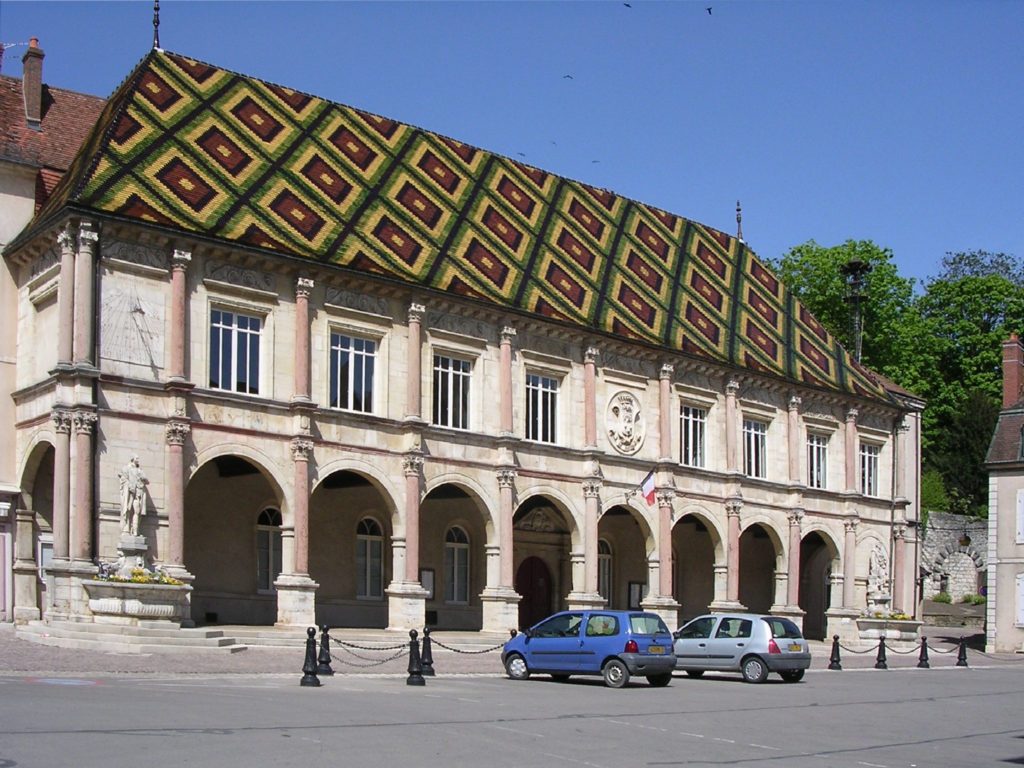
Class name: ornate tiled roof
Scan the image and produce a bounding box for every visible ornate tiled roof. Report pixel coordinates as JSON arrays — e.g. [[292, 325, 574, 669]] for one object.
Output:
[[19, 50, 892, 402]]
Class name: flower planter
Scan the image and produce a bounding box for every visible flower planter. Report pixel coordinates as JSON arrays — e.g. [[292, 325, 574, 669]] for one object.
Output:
[[83, 580, 192, 625], [856, 618, 922, 642]]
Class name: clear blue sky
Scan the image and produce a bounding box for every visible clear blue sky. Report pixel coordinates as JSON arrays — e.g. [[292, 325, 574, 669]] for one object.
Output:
[[2, 0, 1020, 288]]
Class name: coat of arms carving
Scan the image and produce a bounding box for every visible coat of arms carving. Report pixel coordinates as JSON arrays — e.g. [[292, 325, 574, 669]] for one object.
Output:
[[606, 391, 645, 455]]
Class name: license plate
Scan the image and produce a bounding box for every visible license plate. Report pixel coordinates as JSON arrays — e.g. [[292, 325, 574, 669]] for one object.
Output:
[[789, 643, 803, 652], [648, 645, 665, 654]]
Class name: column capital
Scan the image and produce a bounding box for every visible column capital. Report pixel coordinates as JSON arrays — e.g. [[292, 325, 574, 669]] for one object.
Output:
[[843, 517, 860, 534], [788, 394, 802, 412], [165, 420, 191, 446], [402, 453, 424, 476], [659, 362, 674, 380], [845, 406, 859, 423], [655, 489, 675, 507], [726, 377, 740, 396], [171, 248, 192, 271], [57, 225, 76, 251], [584, 346, 600, 365], [72, 410, 98, 435], [500, 326, 517, 344], [295, 276, 314, 298], [52, 408, 73, 434], [497, 468, 517, 488], [77, 220, 99, 248], [290, 437, 314, 461], [582, 479, 602, 498], [408, 302, 426, 324], [787, 508, 804, 526], [725, 499, 743, 517]]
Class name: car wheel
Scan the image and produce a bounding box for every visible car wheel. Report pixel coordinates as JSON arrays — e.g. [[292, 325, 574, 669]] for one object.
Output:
[[741, 656, 769, 684], [602, 659, 630, 689], [505, 653, 530, 681], [647, 673, 672, 687], [779, 669, 805, 683], [685, 670, 705, 678], [551, 674, 571, 683]]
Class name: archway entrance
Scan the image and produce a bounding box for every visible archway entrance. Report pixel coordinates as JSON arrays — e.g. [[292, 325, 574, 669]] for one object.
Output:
[[515, 556, 552, 629], [799, 531, 834, 640], [739, 523, 778, 614], [598, 505, 650, 609], [672, 514, 717, 620]]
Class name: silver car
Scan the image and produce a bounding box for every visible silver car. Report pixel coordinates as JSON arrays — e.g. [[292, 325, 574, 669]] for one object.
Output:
[[673, 613, 811, 683]]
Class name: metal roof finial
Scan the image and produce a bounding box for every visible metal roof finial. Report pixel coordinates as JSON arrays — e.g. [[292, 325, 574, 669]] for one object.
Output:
[[153, 0, 161, 50], [736, 200, 744, 243]]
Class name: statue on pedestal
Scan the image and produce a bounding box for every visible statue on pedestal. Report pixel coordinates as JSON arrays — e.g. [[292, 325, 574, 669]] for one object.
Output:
[[118, 455, 149, 537]]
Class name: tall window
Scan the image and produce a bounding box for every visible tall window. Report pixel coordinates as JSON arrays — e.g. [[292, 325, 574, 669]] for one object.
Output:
[[330, 333, 376, 413], [526, 373, 559, 443], [598, 539, 613, 604], [807, 433, 829, 489], [680, 405, 707, 468], [356, 517, 384, 599], [860, 442, 881, 496], [743, 419, 768, 478], [256, 507, 283, 592], [444, 526, 470, 603], [210, 308, 261, 394], [433, 354, 471, 429]]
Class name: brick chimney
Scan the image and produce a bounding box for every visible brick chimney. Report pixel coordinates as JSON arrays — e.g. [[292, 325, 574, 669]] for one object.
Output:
[[22, 37, 44, 130], [1003, 333, 1024, 408]]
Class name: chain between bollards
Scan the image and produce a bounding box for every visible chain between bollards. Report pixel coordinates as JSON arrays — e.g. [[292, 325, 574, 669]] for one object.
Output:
[[874, 636, 888, 669], [407, 629, 426, 686], [317, 625, 335, 676], [300, 626, 321, 687], [828, 635, 842, 670], [421, 627, 435, 676]]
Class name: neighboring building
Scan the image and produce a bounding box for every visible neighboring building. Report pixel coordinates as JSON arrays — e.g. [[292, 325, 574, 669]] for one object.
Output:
[[985, 334, 1024, 652], [920, 511, 987, 602], [0, 39, 106, 622], [2, 47, 923, 639]]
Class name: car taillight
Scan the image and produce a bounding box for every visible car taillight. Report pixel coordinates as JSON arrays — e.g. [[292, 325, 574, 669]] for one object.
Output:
[[768, 639, 781, 654], [624, 639, 639, 653]]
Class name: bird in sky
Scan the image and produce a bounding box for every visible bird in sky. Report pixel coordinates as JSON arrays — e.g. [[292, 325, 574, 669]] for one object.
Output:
[[517, 152, 526, 157], [563, 74, 574, 79], [623, 3, 632, 7], [706, 7, 712, 14]]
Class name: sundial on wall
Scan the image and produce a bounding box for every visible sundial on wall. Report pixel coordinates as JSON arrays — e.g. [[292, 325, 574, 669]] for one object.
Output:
[[100, 281, 165, 368]]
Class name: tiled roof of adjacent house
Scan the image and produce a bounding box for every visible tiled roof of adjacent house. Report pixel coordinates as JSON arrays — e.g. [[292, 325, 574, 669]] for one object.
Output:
[[14, 49, 894, 403], [987, 402, 1024, 466]]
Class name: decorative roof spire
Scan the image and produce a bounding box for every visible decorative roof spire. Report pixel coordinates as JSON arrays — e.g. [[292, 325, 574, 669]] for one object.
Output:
[[736, 200, 744, 243], [153, 0, 161, 50]]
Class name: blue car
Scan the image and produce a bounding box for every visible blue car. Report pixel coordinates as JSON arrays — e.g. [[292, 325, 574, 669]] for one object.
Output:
[[501, 610, 676, 688]]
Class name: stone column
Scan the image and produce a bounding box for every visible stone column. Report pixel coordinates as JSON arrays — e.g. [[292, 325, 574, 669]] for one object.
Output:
[[51, 409, 73, 562], [71, 410, 97, 563], [168, 249, 191, 381], [499, 327, 515, 436], [659, 363, 673, 460], [164, 420, 192, 575], [657, 490, 674, 598], [402, 453, 424, 582], [72, 221, 98, 366], [406, 303, 425, 420], [583, 479, 601, 595], [293, 277, 314, 402], [290, 438, 313, 576], [584, 347, 598, 449], [726, 499, 742, 603], [844, 407, 859, 493], [843, 517, 858, 608], [787, 395, 802, 484], [892, 523, 907, 614], [480, 468, 522, 632], [725, 378, 740, 472], [498, 468, 516, 587], [56, 226, 75, 366], [786, 508, 803, 607]]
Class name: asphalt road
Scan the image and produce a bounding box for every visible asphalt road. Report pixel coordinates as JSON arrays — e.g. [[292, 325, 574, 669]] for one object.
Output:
[[1, 662, 1022, 767]]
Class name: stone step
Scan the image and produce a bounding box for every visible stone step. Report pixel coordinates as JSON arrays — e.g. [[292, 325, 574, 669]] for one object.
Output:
[[20, 621, 226, 640], [16, 622, 246, 652], [16, 630, 249, 655]]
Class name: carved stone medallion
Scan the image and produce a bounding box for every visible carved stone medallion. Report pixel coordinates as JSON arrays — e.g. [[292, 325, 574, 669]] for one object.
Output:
[[606, 390, 645, 455]]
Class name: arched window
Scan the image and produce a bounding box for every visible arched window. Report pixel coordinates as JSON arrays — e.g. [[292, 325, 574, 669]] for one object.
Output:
[[256, 508, 283, 593], [444, 526, 470, 604], [598, 539, 613, 604], [356, 517, 384, 599]]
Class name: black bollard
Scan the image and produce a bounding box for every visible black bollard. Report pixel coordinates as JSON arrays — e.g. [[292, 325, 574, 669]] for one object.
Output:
[[956, 636, 969, 667], [407, 629, 426, 686], [828, 634, 842, 671], [510, 629, 518, 639], [917, 636, 930, 669], [317, 624, 334, 676], [300, 626, 321, 687], [874, 636, 888, 669], [420, 627, 435, 676]]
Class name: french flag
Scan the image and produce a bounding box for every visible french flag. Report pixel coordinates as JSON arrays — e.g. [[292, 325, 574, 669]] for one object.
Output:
[[640, 470, 656, 505]]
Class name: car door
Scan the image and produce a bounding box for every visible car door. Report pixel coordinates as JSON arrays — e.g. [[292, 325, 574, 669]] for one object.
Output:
[[522, 612, 585, 672], [704, 616, 753, 670], [673, 615, 717, 669], [578, 613, 620, 673]]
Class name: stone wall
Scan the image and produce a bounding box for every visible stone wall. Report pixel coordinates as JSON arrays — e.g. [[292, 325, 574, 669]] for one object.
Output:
[[921, 511, 987, 601]]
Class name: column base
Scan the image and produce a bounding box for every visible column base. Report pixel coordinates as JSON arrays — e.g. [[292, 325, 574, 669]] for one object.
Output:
[[825, 608, 861, 643], [386, 581, 429, 631], [709, 599, 747, 613], [12, 560, 40, 624], [640, 595, 680, 630], [480, 587, 521, 633], [565, 591, 606, 611], [768, 604, 806, 630], [273, 573, 319, 627]]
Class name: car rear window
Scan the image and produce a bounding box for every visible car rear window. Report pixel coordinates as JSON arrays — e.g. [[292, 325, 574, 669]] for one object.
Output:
[[629, 614, 671, 636], [762, 617, 803, 639]]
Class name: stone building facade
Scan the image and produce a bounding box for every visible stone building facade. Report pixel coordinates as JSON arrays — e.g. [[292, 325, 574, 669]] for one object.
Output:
[[2, 48, 923, 640]]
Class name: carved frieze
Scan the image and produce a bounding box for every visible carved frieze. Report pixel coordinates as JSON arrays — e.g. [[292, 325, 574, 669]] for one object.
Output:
[[324, 287, 391, 317], [515, 507, 567, 534], [427, 310, 490, 341], [102, 239, 168, 271], [205, 261, 274, 292]]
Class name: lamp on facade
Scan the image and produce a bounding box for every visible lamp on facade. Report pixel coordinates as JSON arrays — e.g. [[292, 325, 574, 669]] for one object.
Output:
[[839, 257, 872, 363], [959, 529, 972, 547]]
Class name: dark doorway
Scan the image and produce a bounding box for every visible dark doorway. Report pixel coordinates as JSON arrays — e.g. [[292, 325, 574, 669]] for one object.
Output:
[[516, 556, 552, 630], [799, 532, 833, 640]]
